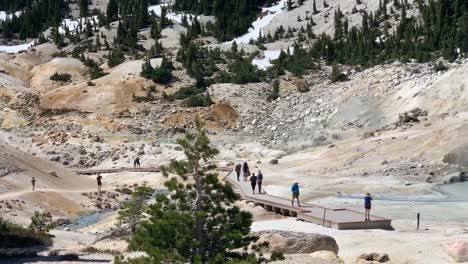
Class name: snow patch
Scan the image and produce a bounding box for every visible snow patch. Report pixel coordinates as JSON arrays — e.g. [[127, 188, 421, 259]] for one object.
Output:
[[228, 0, 288, 45], [252, 47, 294, 70], [59, 16, 99, 35], [0, 11, 22, 21], [148, 4, 192, 25], [0, 40, 36, 54]]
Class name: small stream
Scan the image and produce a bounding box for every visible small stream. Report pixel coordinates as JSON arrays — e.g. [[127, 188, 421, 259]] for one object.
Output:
[[66, 209, 113, 231], [64, 189, 169, 231]]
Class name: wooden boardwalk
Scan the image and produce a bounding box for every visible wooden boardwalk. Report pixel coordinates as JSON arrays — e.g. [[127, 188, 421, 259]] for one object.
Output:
[[225, 170, 392, 230], [73, 167, 161, 175]]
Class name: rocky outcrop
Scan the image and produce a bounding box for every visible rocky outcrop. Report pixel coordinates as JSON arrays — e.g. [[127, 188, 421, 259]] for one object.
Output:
[[443, 144, 468, 168], [254, 231, 339, 254]]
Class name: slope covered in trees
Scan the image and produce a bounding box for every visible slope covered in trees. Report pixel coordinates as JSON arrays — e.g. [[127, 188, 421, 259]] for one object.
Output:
[[0, 0, 68, 39], [273, 0, 468, 75]]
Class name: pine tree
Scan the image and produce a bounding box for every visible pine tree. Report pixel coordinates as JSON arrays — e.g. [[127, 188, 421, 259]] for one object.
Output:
[[79, 0, 89, 18], [313, 0, 319, 14], [127, 118, 257, 263], [117, 182, 153, 233], [106, 0, 119, 25], [108, 47, 125, 67]]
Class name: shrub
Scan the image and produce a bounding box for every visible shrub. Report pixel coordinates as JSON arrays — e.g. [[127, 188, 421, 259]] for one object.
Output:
[[330, 64, 348, 82], [0, 217, 52, 249], [268, 79, 280, 101], [433, 61, 448, 72], [182, 94, 213, 107], [270, 251, 285, 261], [50, 72, 72, 82]]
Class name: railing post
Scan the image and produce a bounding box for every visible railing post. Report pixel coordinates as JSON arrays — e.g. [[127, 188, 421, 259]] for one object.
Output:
[[417, 213, 420, 230], [322, 208, 327, 227]]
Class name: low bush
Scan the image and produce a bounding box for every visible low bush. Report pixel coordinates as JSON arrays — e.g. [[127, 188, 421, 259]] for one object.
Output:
[[182, 94, 213, 107], [0, 217, 52, 249], [50, 72, 72, 82]]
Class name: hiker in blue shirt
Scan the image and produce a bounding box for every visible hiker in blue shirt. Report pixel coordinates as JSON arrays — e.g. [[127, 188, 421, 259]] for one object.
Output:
[[364, 193, 373, 221], [291, 182, 301, 207]]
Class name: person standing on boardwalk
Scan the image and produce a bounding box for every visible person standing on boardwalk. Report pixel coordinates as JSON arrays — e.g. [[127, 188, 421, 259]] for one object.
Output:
[[257, 170, 263, 194], [364, 193, 373, 221], [31, 177, 36, 191], [242, 161, 250, 181], [134, 156, 141, 168], [235, 163, 242, 181], [291, 182, 301, 207], [97, 173, 103, 193], [250, 173, 258, 194]]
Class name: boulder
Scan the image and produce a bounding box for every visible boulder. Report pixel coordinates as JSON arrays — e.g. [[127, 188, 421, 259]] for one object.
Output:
[[55, 218, 72, 226], [269, 159, 279, 165], [119, 188, 133, 195], [48, 171, 58, 177], [357, 253, 390, 263], [254, 231, 339, 254], [445, 240, 468, 262], [443, 145, 468, 168]]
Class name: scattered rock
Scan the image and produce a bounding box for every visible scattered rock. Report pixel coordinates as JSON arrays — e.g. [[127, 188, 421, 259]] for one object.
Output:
[[357, 252, 390, 263]]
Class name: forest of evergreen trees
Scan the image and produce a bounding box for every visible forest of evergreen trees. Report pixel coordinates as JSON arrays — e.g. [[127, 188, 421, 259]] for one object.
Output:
[[273, 0, 468, 75], [0, 0, 68, 39]]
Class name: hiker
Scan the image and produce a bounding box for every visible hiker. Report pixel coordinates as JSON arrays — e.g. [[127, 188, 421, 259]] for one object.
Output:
[[364, 193, 373, 221], [291, 182, 301, 207], [242, 161, 250, 181], [257, 170, 263, 194], [235, 163, 242, 181], [97, 173, 102, 193], [31, 177, 36, 191], [250, 173, 258, 194], [134, 156, 141, 168]]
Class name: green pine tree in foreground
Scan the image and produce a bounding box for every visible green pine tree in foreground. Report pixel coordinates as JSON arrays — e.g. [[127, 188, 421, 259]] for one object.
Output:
[[116, 118, 259, 264]]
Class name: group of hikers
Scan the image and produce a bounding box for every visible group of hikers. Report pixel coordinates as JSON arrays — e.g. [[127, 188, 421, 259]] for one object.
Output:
[[234, 161, 301, 205], [234, 162, 264, 194], [233, 161, 374, 220]]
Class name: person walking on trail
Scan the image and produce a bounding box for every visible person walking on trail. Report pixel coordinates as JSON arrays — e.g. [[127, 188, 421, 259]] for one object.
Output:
[[31, 177, 36, 191], [235, 163, 242, 181], [134, 156, 141, 168], [291, 182, 301, 207], [250, 173, 258, 194], [364, 193, 373, 221], [257, 170, 263, 194], [97, 173, 103, 193], [242, 162, 250, 181]]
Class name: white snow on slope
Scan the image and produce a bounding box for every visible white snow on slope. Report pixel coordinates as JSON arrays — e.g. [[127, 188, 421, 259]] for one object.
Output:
[[0, 11, 22, 21], [252, 47, 294, 70], [148, 4, 191, 25], [229, 0, 288, 45], [0, 40, 36, 54], [59, 16, 99, 34]]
